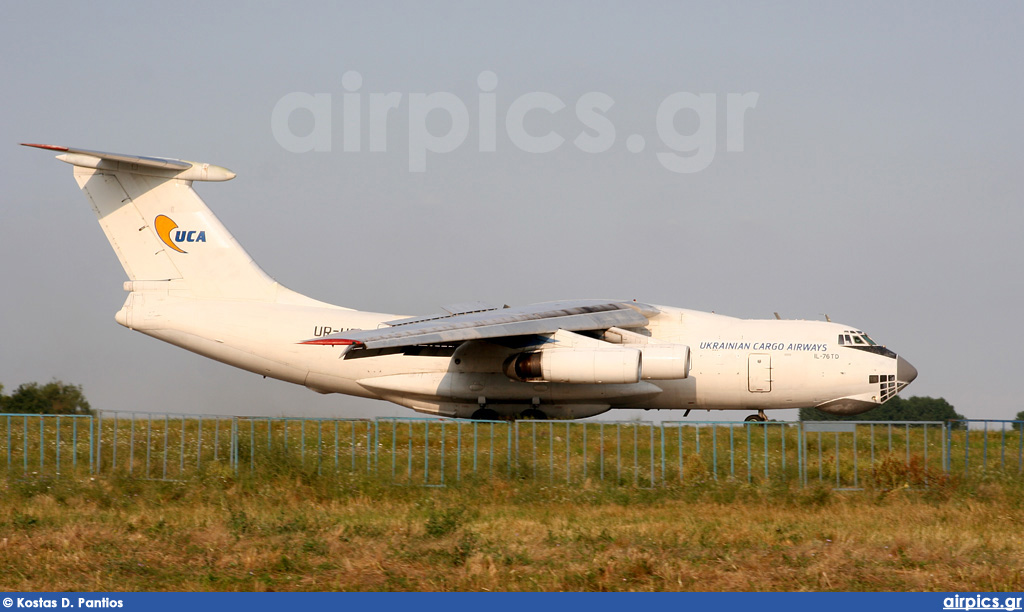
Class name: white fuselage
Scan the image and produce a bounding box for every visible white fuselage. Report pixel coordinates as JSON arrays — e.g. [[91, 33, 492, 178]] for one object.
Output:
[[117, 291, 905, 420]]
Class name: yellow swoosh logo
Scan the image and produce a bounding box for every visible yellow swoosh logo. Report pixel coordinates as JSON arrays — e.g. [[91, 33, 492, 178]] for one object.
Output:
[[154, 215, 187, 254]]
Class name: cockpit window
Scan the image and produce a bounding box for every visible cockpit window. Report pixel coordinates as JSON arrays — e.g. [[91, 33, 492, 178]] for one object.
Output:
[[840, 331, 878, 346], [840, 330, 897, 358]]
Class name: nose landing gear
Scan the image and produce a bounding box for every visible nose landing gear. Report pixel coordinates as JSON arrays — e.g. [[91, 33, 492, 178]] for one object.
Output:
[[744, 410, 768, 422]]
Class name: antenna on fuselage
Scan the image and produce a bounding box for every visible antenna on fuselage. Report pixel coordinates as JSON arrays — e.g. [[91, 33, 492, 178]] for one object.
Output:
[[773, 312, 781, 320], [821, 313, 831, 322]]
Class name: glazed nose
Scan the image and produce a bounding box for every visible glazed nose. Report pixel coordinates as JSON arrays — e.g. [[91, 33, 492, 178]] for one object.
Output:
[[897, 356, 918, 384]]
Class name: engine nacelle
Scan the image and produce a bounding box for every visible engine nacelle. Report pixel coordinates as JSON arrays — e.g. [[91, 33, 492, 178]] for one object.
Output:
[[638, 344, 690, 380], [505, 348, 642, 384]]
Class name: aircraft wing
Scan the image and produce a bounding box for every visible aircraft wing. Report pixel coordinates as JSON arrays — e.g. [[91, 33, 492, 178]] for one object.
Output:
[[302, 299, 655, 350]]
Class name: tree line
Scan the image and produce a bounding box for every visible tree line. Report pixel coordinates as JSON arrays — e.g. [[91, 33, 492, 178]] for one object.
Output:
[[0, 381, 92, 415], [800, 396, 965, 423]]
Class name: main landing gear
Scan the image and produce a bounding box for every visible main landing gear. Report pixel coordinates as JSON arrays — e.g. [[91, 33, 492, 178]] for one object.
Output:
[[471, 407, 500, 421], [744, 410, 769, 422]]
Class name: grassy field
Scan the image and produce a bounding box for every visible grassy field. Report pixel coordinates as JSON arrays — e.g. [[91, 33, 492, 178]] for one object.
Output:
[[2, 467, 1023, 592]]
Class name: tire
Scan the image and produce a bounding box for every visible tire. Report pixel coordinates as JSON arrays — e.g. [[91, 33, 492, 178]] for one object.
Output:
[[519, 408, 548, 420], [471, 408, 501, 421]]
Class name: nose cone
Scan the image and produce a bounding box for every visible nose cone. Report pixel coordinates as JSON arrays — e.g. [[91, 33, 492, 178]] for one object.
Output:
[[897, 356, 918, 385]]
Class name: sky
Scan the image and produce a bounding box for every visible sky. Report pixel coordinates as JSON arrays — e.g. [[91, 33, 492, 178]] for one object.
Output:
[[1, 2, 1022, 422]]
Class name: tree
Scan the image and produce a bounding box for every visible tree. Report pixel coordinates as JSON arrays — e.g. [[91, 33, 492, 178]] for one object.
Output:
[[0, 381, 92, 415], [800, 396, 964, 424], [1015, 410, 1024, 422]]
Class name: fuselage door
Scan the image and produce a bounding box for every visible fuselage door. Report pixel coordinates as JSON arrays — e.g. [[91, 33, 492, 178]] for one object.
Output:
[[748, 353, 772, 392]]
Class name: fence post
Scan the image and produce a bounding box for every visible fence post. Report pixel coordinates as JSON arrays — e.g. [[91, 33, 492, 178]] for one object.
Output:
[[1018, 421, 1023, 473], [983, 421, 989, 471], [853, 425, 858, 489], [923, 423, 928, 478], [39, 415, 44, 474], [781, 423, 786, 477], [548, 421, 553, 483], [531, 421, 538, 480], [835, 431, 841, 489], [615, 424, 621, 483], [110, 413, 116, 472], [763, 423, 770, 481], [89, 414, 95, 475], [964, 424, 970, 478], [196, 415, 203, 471], [679, 424, 684, 482], [745, 423, 751, 483], [127, 414, 133, 475], [583, 423, 588, 481], [1001, 422, 1006, 471], [232, 417, 239, 475], [568, 422, 572, 485], [634, 424, 639, 487], [659, 424, 665, 486], [248, 419, 254, 472], [55, 416, 62, 476], [96, 411, 102, 474], [162, 414, 169, 480], [180, 415, 186, 476], [649, 424, 655, 488], [943, 422, 949, 474], [145, 415, 152, 477], [796, 422, 802, 486], [712, 424, 718, 481]]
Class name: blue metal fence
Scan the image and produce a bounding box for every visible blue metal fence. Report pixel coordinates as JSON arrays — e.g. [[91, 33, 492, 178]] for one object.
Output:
[[2, 412, 1022, 488], [947, 419, 1024, 476], [1, 413, 93, 477]]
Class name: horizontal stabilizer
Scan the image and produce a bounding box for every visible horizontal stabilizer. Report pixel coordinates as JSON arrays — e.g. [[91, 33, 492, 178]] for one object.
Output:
[[21, 143, 235, 182]]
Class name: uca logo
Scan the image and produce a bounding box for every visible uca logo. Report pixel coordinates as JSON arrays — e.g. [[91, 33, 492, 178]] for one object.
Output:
[[154, 215, 206, 254]]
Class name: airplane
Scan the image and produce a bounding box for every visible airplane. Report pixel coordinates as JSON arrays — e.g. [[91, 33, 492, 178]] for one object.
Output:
[[23, 143, 917, 422]]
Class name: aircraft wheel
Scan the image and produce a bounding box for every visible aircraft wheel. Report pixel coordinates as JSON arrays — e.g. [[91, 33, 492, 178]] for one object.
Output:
[[519, 408, 548, 420], [471, 408, 500, 421], [744, 413, 766, 422]]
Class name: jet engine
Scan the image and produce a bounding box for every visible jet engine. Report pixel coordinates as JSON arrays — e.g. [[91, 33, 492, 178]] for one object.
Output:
[[637, 344, 690, 380], [505, 348, 642, 384], [504, 344, 691, 384]]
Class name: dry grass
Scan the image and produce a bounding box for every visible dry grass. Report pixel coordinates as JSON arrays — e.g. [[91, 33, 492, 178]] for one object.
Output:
[[1, 468, 1023, 592]]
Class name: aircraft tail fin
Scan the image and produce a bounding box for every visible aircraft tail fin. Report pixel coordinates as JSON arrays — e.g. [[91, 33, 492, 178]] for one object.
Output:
[[25, 144, 300, 303]]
